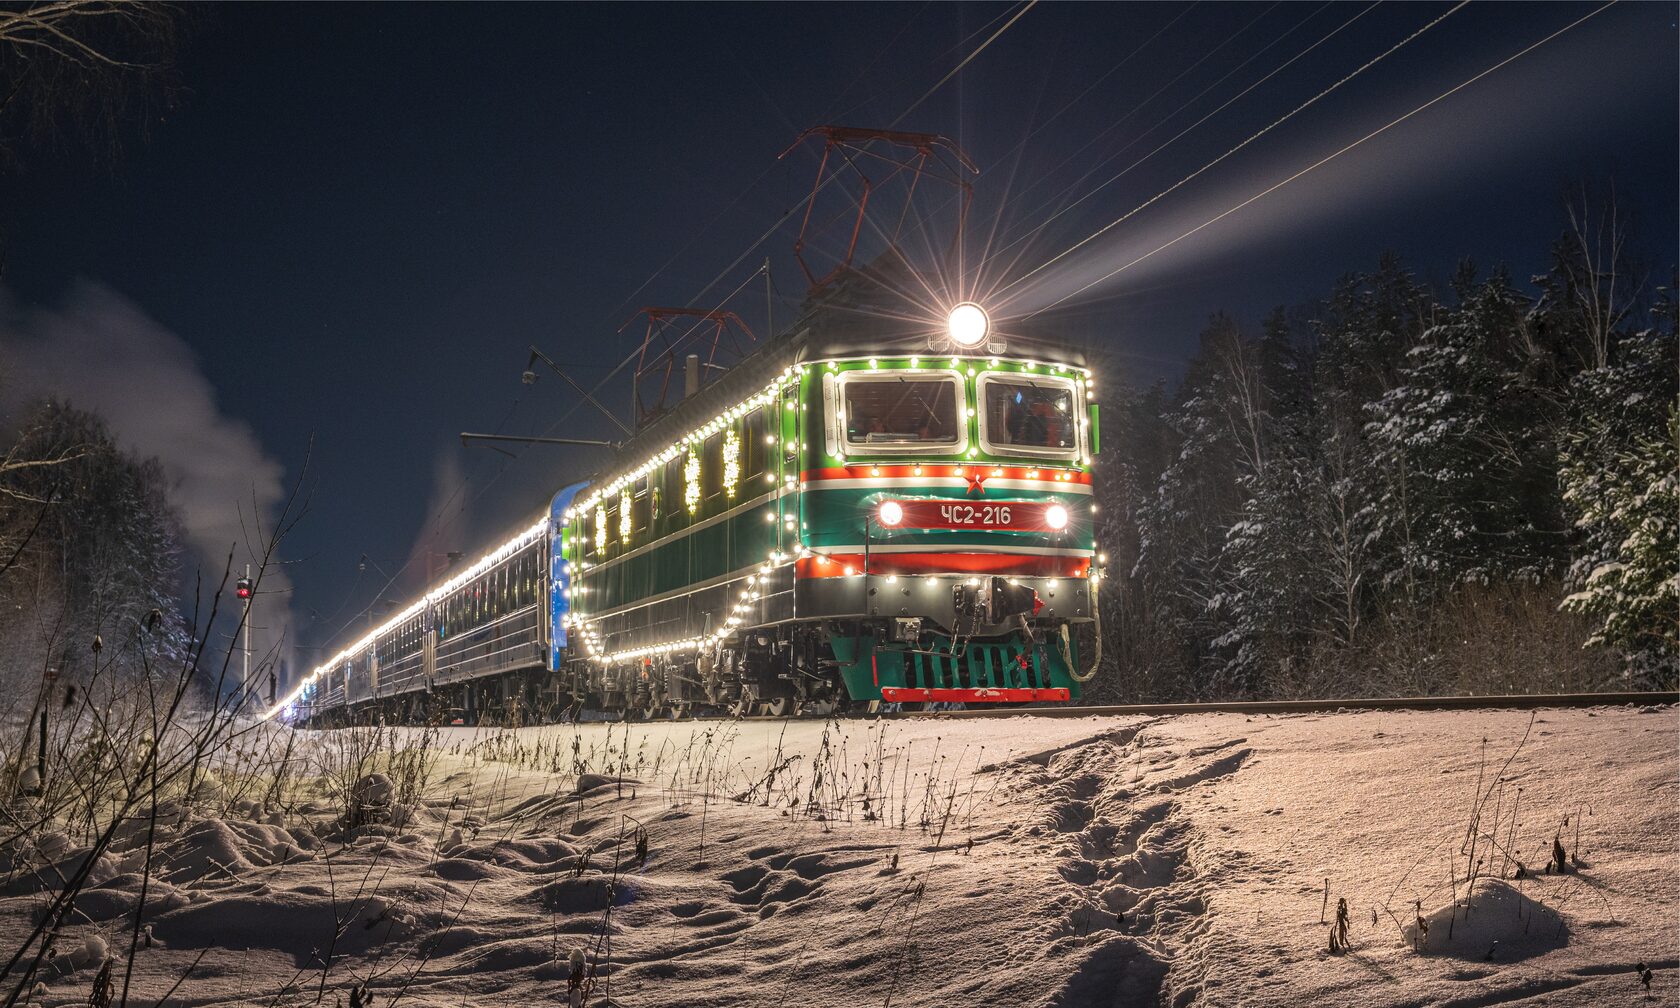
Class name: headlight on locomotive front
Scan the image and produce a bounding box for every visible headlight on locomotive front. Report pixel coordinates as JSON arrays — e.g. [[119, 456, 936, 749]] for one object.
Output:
[[1045, 503, 1069, 530], [946, 302, 989, 348], [877, 500, 904, 526]]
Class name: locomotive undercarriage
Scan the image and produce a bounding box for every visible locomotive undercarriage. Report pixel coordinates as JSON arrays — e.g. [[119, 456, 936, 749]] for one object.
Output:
[[319, 607, 1091, 728], [307, 557, 1095, 726]]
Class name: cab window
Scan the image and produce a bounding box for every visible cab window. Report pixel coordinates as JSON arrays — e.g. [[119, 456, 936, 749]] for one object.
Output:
[[980, 375, 1078, 456], [840, 374, 963, 453]]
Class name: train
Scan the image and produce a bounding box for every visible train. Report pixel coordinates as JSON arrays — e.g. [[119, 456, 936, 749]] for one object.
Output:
[[283, 273, 1103, 725]]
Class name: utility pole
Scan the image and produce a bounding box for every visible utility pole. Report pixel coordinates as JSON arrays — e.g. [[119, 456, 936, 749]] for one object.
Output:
[[236, 566, 254, 705]]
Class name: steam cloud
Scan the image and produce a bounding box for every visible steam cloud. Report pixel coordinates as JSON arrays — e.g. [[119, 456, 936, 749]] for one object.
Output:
[[0, 281, 293, 690]]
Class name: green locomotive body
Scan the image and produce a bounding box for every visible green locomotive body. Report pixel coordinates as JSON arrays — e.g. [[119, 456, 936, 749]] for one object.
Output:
[[285, 285, 1103, 725], [558, 307, 1100, 717]]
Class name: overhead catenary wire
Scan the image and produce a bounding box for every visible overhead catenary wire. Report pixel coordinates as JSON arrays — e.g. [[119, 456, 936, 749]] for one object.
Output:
[[1022, 0, 1620, 318], [980, 0, 1379, 289], [994, 0, 1471, 309], [996, 2, 1285, 229], [890, 0, 1038, 128]]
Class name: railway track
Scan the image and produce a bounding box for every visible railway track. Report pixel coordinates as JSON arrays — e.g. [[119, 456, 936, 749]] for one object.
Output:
[[884, 690, 1678, 720], [309, 691, 1676, 728]]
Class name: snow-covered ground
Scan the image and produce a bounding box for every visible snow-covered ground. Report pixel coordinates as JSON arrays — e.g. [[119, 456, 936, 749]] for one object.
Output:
[[3, 704, 1673, 1006]]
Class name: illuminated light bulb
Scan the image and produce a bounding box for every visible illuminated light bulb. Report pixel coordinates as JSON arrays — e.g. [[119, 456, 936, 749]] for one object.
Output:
[[1046, 579, 1059, 589], [1098, 552, 1109, 564], [991, 468, 1002, 478], [953, 467, 964, 476], [966, 577, 980, 587], [877, 500, 903, 526], [912, 465, 923, 476], [946, 302, 989, 347], [842, 566, 855, 576], [869, 358, 878, 369], [1027, 469, 1038, 479], [765, 512, 775, 522], [1045, 504, 1069, 530], [765, 435, 775, 444], [989, 358, 999, 367], [950, 357, 961, 367], [870, 466, 881, 477], [910, 356, 920, 367]]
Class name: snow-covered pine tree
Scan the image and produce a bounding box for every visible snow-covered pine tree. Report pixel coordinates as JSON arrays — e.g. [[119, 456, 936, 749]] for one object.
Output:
[[1558, 293, 1679, 685], [1362, 266, 1568, 600], [1087, 375, 1185, 702], [1209, 309, 1331, 693]]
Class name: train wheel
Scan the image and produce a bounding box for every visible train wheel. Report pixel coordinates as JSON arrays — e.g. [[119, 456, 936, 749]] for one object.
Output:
[[761, 696, 794, 718]]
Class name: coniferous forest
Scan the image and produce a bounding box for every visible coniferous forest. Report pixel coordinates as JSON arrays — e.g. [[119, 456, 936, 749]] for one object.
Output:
[[1085, 204, 1677, 703]]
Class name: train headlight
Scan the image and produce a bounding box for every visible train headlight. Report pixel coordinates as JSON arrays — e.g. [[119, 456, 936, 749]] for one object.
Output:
[[946, 302, 989, 348], [877, 500, 904, 527], [1044, 503, 1069, 530]]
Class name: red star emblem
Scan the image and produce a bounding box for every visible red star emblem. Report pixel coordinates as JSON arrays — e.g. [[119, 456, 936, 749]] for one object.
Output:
[[966, 471, 987, 496]]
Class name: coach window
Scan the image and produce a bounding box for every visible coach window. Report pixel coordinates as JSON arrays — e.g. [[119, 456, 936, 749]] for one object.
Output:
[[838, 371, 967, 456], [743, 409, 767, 489], [703, 430, 724, 508], [977, 373, 1080, 459]]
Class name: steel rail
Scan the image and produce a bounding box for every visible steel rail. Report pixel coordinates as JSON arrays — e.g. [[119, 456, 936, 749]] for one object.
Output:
[[888, 690, 1678, 720], [297, 690, 1676, 728]]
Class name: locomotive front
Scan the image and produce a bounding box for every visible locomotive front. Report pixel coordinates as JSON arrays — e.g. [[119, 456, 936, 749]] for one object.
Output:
[[794, 303, 1100, 706], [559, 295, 1101, 717]]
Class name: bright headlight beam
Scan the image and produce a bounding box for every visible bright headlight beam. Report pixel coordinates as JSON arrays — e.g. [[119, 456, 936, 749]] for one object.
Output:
[[878, 500, 904, 526], [946, 302, 989, 347], [1045, 503, 1069, 530]]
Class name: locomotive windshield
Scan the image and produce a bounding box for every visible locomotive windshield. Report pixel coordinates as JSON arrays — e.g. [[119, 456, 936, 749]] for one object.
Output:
[[842, 375, 962, 450], [980, 375, 1078, 456]]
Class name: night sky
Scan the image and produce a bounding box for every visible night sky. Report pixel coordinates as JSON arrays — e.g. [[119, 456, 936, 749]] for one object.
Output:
[[2, 2, 1674, 677]]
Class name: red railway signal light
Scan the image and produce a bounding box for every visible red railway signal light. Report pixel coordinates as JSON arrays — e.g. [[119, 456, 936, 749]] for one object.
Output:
[[236, 577, 252, 601]]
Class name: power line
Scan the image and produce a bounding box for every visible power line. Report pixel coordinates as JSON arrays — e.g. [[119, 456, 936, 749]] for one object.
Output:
[[1023, 0, 1619, 318], [890, 0, 1039, 128], [981, 1, 1373, 285], [996, 0, 1471, 308]]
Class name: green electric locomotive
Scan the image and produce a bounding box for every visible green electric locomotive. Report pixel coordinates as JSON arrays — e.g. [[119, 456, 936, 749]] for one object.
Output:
[[282, 276, 1102, 724]]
